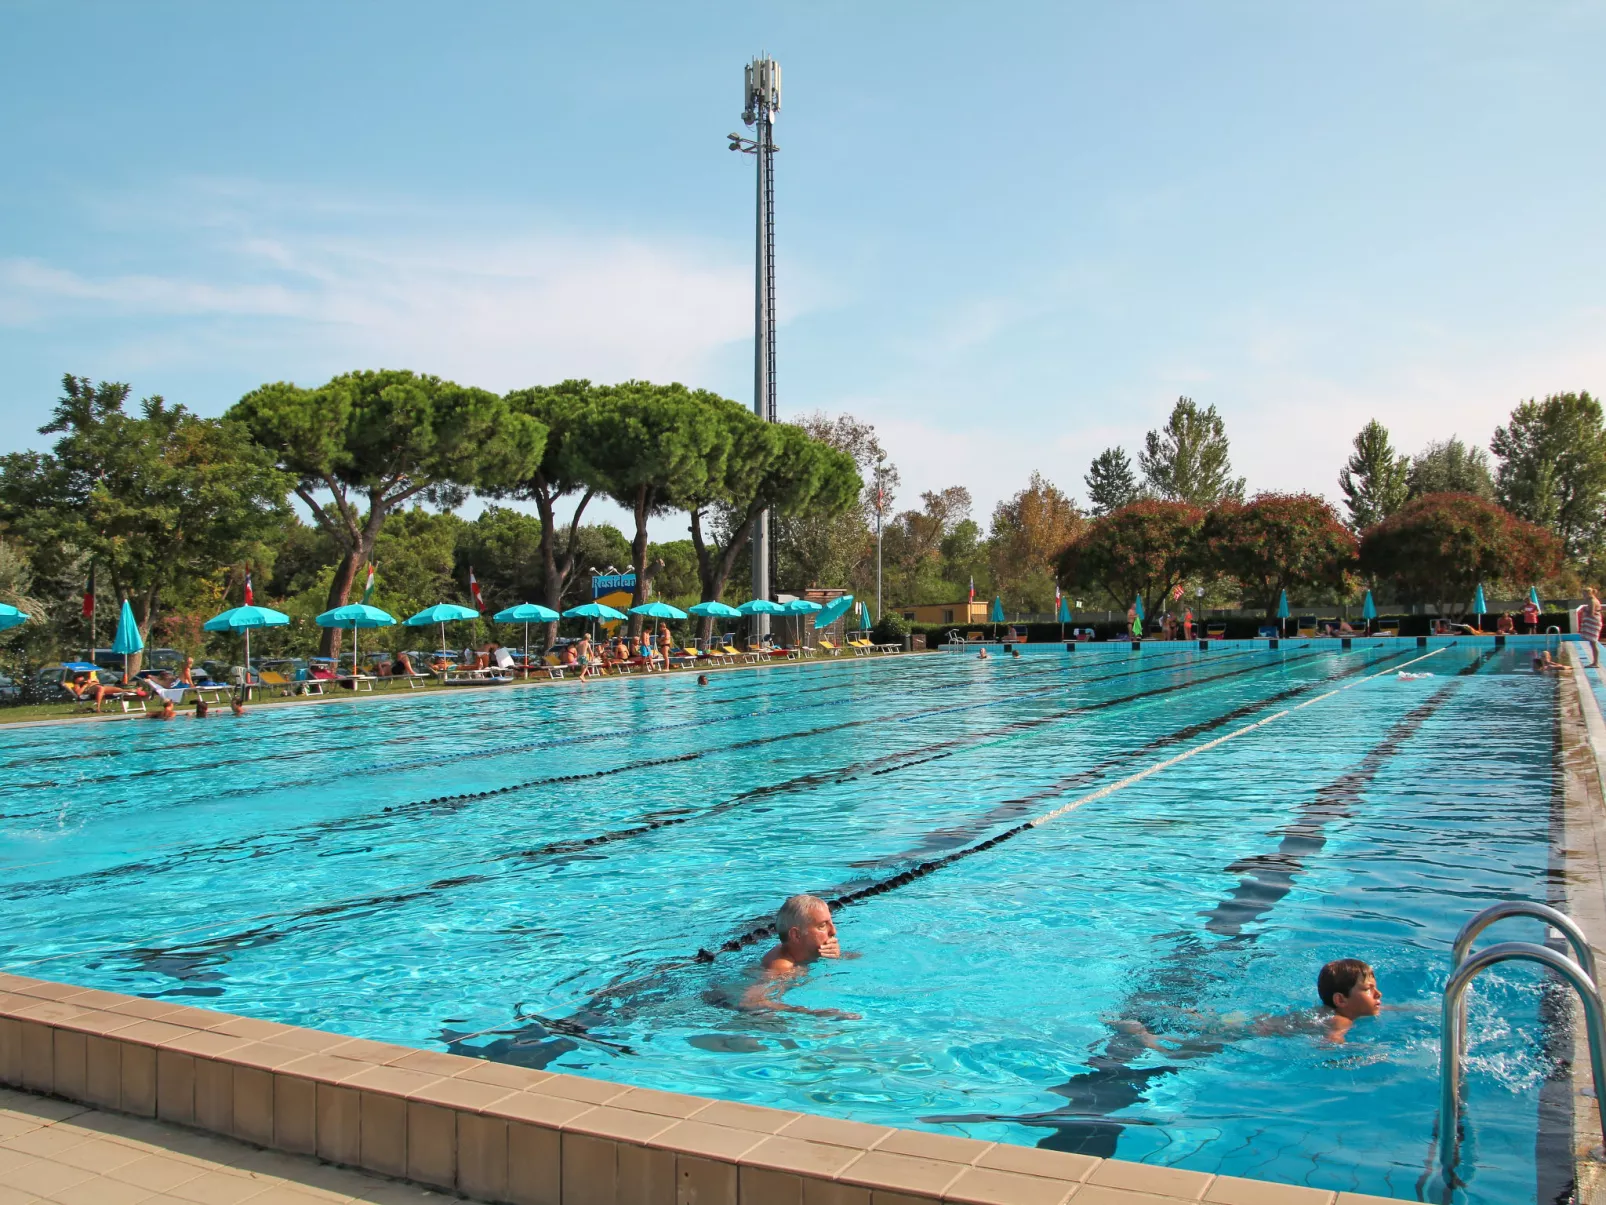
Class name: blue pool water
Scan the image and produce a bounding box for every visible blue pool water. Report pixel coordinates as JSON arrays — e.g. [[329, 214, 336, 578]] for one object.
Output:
[[0, 641, 1576, 1201]]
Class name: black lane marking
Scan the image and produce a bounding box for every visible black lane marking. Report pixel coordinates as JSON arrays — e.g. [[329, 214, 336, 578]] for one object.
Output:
[[2, 648, 1251, 891], [537, 647, 1421, 1039], [0, 646, 1210, 813], [974, 670, 1473, 1158], [847, 646, 1421, 873], [1202, 648, 1494, 938], [38, 650, 1284, 972]]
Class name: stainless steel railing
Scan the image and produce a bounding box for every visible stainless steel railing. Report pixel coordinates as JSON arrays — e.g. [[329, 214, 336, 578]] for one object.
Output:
[[1438, 902, 1606, 1188]]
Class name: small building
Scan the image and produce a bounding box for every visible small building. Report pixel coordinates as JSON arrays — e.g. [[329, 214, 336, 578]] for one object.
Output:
[[898, 601, 991, 626]]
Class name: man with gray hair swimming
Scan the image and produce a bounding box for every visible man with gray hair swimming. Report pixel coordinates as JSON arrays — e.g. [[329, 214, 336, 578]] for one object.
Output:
[[739, 894, 857, 1018]]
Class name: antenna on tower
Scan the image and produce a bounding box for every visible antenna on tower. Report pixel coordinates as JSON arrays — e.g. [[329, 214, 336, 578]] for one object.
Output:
[[730, 56, 782, 633]]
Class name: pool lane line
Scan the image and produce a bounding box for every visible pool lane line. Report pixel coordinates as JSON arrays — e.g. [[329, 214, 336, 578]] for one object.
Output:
[[0, 646, 1291, 915], [0, 644, 1206, 803], [692, 645, 1454, 962], [846, 643, 1428, 872], [446, 647, 1449, 1056], [0, 637, 1162, 783], [0, 649, 1330, 968], [995, 659, 1488, 1157], [0, 646, 1243, 824]]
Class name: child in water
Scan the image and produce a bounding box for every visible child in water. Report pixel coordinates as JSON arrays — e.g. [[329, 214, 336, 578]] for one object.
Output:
[[1119, 958, 1384, 1048]]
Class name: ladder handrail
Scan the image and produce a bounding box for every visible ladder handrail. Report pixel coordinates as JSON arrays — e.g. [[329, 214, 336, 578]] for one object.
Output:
[[1438, 941, 1606, 1184], [1452, 899, 1597, 984]]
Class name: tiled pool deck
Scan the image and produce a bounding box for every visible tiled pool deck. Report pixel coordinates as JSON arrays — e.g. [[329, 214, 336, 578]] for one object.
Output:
[[1, 635, 1601, 1205], [0, 971, 1398, 1205]]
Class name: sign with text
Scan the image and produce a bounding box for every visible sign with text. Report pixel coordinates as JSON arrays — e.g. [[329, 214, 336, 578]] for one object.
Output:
[[592, 573, 636, 600]]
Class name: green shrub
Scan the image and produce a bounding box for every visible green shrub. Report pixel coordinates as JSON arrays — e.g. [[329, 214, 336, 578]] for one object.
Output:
[[871, 612, 909, 644]]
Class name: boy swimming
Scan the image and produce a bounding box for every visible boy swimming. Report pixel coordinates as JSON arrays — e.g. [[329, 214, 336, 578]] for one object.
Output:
[[1118, 958, 1385, 1048]]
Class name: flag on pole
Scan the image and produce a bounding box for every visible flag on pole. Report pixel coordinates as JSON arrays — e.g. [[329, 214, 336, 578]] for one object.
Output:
[[360, 563, 377, 604], [1055, 583, 1062, 610], [243, 571, 254, 607], [968, 576, 975, 603], [469, 568, 485, 612], [1171, 583, 1184, 602], [81, 571, 94, 619]]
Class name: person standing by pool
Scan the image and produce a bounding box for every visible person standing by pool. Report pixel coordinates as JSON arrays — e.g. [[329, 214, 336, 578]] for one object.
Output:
[[1573, 591, 1599, 674], [1183, 610, 1194, 641], [576, 635, 594, 682], [742, 894, 858, 1018], [1522, 597, 1540, 634]]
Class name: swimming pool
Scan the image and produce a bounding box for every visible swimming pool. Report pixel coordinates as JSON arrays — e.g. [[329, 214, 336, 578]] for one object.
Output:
[[0, 641, 1577, 1202]]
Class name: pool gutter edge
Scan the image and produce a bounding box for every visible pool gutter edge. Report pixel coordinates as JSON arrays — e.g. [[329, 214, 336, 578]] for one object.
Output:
[[0, 972, 1398, 1205], [1560, 643, 1606, 1202]]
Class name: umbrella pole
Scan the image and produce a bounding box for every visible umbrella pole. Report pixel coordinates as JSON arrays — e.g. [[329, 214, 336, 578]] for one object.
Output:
[[524, 623, 530, 677], [245, 627, 251, 699]]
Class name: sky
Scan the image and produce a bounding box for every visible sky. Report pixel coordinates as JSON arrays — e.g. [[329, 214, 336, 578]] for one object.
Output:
[[2, 1, 1603, 542]]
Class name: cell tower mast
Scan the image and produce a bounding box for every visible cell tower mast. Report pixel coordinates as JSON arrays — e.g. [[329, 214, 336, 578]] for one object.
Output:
[[729, 57, 780, 636]]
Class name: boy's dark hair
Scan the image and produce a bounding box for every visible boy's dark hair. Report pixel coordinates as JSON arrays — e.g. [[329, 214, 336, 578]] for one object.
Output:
[[1317, 958, 1373, 1008]]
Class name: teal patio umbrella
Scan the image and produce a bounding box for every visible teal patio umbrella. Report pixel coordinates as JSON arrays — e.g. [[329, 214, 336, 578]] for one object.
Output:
[[633, 601, 690, 656], [405, 603, 480, 654], [0, 603, 29, 632], [1471, 583, 1487, 629], [688, 599, 743, 648], [1361, 589, 1377, 631], [1276, 588, 1290, 636], [782, 597, 823, 647], [989, 597, 1006, 637], [493, 602, 561, 669], [1133, 594, 1145, 622], [315, 603, 396, 675], [564, 601, 627, 643], [631, 601, 689, 619], [111, 598, 144, 680], [859, 601, 872, 632], [739, 597, 787, 646], [204, 605, 290, 683], [811, 594, 854, 627], [1530, 585, 1542, 607], [1057, 593, 1072, 640]]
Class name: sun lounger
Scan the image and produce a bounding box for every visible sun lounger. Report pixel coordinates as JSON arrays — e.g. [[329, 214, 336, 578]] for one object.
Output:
[[816, 638, 841, 656], [1205, 625, 1226, 640]]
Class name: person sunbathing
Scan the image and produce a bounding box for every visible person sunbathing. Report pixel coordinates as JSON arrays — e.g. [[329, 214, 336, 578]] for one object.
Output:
[[393, 651, 418, 676]]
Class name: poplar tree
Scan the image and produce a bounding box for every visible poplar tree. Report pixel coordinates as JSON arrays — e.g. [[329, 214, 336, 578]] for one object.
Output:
[[1337, 420, 1409, 531], [1084, 447, 1140, 517], [1492, 392, 1606, 564], [1138, 398, 1245, 506]]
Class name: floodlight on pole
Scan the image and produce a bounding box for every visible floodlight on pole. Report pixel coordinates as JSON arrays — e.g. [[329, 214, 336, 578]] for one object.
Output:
[[732, 55, 781, 639]]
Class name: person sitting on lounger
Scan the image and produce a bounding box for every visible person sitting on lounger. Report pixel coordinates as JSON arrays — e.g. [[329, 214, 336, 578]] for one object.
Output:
[[178, 656, 195, 686], [740, 894, 858, 1019], [1497, 612, 1515, 635], [393, 650, 418, 676], [67, 671, 139, 713]]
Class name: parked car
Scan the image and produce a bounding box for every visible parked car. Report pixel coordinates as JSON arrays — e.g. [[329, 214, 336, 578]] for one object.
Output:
[[0, 674, 19, 702]]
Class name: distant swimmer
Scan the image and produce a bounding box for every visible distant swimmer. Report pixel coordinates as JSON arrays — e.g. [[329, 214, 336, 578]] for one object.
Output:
[[1397, 671, 1435, 680], [740, 894, 859, 1019], [978, 648, 990, 660]]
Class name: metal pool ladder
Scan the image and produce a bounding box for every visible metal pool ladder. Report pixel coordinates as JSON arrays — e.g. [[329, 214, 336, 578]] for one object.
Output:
[[1438, 901, 1606, 1182]]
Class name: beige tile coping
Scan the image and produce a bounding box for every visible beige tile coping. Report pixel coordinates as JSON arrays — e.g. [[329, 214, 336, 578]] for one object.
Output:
[[0, 973, 1400, 1205]]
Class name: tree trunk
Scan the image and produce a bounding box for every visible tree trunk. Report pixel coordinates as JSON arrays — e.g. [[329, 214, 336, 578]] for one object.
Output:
[[628, 485, 656, 639], [690, 506, 759, 642], [533, 481, 594, 652], [319, 548, 364, 658]]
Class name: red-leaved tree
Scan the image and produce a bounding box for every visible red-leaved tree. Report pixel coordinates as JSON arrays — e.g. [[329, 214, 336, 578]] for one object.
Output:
[[1202, 493, 1358, 617], [1056, 500, 1205, 616], [1359, 492, 1562, 615]]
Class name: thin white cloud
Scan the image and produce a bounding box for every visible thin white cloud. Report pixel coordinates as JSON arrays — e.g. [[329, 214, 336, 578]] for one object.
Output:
[[0, 183, 759, 390]]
